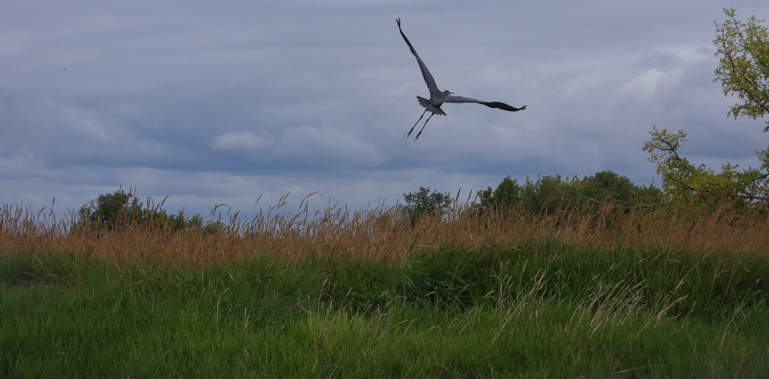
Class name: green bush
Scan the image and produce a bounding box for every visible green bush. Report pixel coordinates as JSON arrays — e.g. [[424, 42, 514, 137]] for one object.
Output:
[[78, 189, 143, 229], [401, 186, 451, 226], [77, 189, 222, 233]]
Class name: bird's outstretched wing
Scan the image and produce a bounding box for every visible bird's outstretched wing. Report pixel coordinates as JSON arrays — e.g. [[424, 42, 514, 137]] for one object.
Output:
[[396, 18, 440, 96], [444, 95, 527, 112]]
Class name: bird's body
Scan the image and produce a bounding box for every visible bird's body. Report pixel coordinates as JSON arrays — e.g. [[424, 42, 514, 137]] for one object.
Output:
[[396, 18, 526, 140], [417, 95, 446, 116]]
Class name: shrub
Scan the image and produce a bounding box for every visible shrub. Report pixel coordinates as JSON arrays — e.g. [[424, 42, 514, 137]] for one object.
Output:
[[77, 189, 222, 234]]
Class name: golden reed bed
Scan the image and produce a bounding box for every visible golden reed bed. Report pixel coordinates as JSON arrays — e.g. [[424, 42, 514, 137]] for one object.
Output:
[[2, 195, 768, 265]]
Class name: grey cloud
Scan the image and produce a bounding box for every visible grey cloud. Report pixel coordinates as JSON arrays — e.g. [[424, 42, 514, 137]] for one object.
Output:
[[211, 126, 384, 169]]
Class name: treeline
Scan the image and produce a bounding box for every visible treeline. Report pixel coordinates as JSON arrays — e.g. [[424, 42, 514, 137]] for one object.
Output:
[[401, 151, 768, 225], [82, 171, 661, 234], [400, 171, 663, 226]]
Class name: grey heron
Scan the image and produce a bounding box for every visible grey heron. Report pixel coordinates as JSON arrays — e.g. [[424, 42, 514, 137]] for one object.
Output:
[[396, 18, 526, 140]]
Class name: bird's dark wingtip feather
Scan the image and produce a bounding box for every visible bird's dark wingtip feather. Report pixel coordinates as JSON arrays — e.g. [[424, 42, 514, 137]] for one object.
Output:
[[483, 102, 527, 112]]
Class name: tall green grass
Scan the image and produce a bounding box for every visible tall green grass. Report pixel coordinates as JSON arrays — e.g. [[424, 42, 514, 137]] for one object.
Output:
[[2, 199, 769, 377], [2, 240, 768, 378]]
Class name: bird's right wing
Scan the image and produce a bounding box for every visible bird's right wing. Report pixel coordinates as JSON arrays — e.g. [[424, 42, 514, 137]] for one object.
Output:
[[444, 95, 527, 112], [396, 18, 440, 96]]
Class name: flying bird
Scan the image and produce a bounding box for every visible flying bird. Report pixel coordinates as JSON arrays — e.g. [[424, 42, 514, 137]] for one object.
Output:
[[396, 18, 526, 140]]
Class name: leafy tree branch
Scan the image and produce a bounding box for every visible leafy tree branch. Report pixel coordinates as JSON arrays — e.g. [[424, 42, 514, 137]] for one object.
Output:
[[714, 8, 769, 131]]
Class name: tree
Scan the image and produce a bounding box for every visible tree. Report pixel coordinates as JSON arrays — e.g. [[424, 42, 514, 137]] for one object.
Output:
[[643, 126, 769, 209], [581, 171, 661, 210], [519, 174, 582, 215], [78, 188, 224, 233], [714, 8, 769, 131], [640, 10, 769, 210], [79, 189, 143, 229], [402, 187, 451, 226], [476, 176, 522, 214]]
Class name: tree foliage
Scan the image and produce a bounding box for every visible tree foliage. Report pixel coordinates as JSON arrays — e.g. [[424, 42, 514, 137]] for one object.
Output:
[[714, 8, 769, 131], [401, 186, 451, 225], [581, 170, 661, 209], [78, 189, 222, 233], [476, 171, 661, 216], [519, 175, 584, 215], [79, 189, 143, 229], [476, 176, 522, 214], [637, 9, 769, 210], [643, 126, 769, 209], [638, 10, 769, 211]]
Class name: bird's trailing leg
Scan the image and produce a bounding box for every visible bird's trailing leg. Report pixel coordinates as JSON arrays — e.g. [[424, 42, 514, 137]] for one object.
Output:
[[414, 113, 435, 140], [407, 109, 428, 137]]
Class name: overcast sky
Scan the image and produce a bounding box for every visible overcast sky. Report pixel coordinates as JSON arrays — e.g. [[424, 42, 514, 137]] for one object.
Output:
[[2, 1, 769, 219]]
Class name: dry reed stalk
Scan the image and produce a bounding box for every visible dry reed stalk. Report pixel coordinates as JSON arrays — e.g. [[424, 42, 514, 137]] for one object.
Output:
[[2, 196, 768, 265]]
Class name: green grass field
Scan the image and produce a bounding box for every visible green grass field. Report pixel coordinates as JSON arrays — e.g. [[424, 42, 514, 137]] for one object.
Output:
[[2, 201, 769, 378], [2, 239, 768, 378]]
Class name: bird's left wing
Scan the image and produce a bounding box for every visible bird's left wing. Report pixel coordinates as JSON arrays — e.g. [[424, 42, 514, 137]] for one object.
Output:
[[396, 18, 440, 96], [444, 95, 527, 112]]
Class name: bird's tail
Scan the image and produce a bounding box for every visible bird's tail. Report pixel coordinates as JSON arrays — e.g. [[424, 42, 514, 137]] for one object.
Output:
[[417, 96, 446, 115]]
